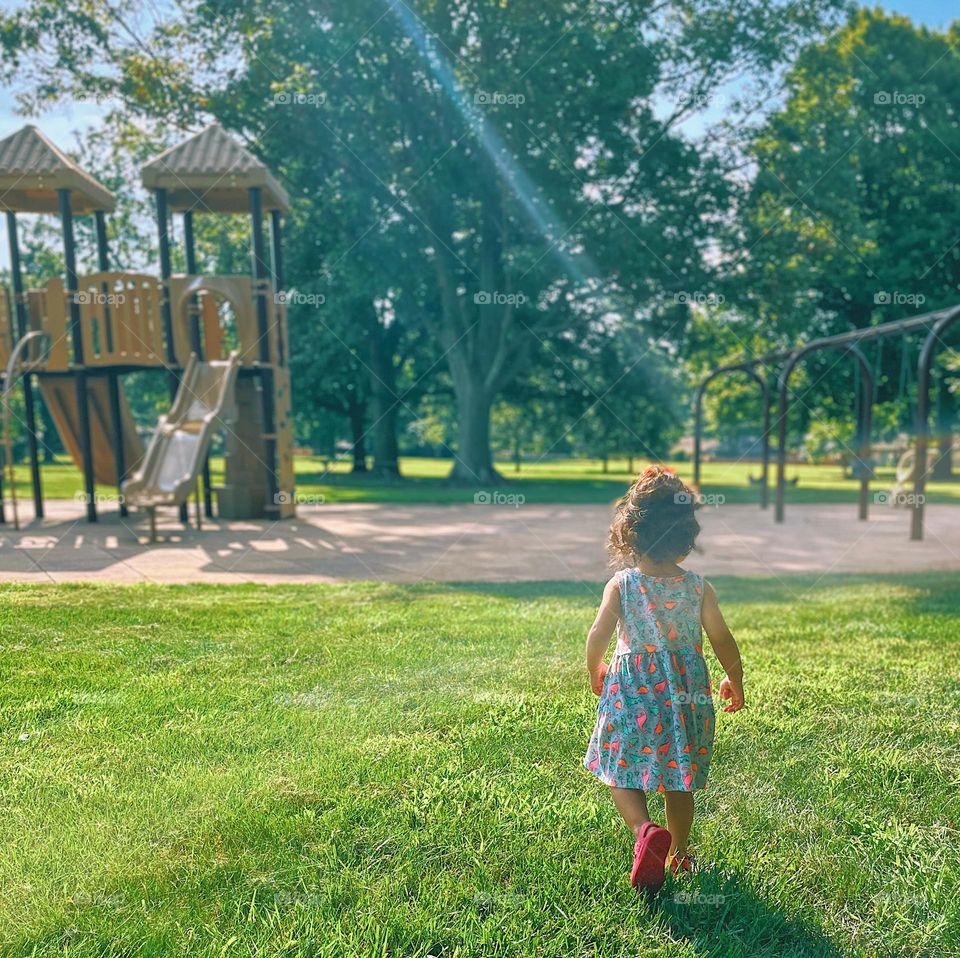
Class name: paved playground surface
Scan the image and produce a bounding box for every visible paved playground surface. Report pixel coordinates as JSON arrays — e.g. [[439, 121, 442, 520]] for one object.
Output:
[[0, 500, 957, 584]]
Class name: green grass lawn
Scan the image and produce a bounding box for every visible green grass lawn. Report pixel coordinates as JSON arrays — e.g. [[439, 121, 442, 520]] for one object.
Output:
[[1, 577, 957, 957], [5, 454, 960, 507]]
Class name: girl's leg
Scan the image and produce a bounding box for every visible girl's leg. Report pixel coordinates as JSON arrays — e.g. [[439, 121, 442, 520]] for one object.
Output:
[[610, 786, 650, 839], [663, 791, 694, 857]]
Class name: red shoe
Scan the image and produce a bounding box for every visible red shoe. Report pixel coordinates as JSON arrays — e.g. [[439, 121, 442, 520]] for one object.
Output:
[[669, 853, 696, 876], [629, 822, 672, 893]]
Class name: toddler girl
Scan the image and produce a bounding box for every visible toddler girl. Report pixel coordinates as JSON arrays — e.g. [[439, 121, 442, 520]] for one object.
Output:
[[584, 466, 744, 893]]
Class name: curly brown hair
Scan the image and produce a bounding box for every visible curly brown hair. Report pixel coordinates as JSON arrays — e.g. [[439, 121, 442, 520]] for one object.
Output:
[[608, 466, 700, 566]]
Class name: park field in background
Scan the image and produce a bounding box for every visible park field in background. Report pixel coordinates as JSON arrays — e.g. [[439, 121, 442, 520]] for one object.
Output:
[[3, 455, 960, 507], [1, 576, 956, 956]]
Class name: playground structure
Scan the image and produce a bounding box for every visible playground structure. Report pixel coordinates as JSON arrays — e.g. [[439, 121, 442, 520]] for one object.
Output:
[[0, 123, 295, 530], [692, 305, 960, 540]]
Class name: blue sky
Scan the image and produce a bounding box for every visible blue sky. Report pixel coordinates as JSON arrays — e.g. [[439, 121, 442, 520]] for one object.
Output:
[[884, 0, 957, 29]]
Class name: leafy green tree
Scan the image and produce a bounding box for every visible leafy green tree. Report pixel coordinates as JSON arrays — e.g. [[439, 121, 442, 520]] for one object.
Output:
[[0, 0, 842, 483], [738, 10, 960, 333], [729, 9, 960, 473]]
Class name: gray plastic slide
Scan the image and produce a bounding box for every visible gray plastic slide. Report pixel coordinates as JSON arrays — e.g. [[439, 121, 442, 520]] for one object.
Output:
[[123, 351, 240, 530]]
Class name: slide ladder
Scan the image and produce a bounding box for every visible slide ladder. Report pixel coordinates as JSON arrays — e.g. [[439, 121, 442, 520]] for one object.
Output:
[[123, 351, 240, 540]]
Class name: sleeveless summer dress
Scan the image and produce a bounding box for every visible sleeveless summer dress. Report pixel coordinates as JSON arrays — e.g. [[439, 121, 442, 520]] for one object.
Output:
[[584, 568, 715, 792]]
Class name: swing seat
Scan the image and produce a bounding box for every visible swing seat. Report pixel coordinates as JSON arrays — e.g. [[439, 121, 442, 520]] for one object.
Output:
[[749, 474, 799, 486]]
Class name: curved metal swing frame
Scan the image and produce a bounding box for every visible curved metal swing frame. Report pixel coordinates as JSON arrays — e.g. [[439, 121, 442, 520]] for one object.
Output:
[[691, 304, 960, 542], [911, 306, 960, 540], [774, 342, 873, 523], [693, 358, 786, 509]]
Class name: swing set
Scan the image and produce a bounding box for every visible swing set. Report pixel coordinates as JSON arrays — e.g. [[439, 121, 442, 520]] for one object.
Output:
[[692, 304, 960, 541]]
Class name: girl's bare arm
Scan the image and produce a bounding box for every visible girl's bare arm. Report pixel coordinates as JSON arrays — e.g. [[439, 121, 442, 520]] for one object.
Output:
[[701, 580, 744, 712], [585, 577, 620, 694]]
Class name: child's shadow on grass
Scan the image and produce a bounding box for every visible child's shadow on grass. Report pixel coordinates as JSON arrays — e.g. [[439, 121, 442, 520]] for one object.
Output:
[[655, 865, 843, 958]]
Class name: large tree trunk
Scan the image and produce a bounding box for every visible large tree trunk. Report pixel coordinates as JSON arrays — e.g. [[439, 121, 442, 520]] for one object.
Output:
[[426, 176, 513, 486], [368, 308, 402, 479], [347, 398, 367, 474], [451, 382, 498, 483], [371, 402, 401, 479]]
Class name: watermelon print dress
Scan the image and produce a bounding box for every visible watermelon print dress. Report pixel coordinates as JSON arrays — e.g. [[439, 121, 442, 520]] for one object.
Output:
[[584, 568, 714, 792]]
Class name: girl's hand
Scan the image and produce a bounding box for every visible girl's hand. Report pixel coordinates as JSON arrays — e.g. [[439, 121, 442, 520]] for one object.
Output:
[[718, 675, 744, 713], [590, 662, 608, 696]]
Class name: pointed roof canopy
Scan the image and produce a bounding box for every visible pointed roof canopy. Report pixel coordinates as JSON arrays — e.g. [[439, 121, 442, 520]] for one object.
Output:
[[0, 125, 116, 214], [141, 123, 290, 214]]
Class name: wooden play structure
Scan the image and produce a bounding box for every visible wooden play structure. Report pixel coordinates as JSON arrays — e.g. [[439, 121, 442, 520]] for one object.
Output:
[[0, 123, 295, 530]]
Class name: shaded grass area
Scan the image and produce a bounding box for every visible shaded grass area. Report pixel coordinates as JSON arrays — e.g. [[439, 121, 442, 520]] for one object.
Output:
[[295, 456, 960, 506], [1, 576, 957, 956], [6, 455, 960, 507]]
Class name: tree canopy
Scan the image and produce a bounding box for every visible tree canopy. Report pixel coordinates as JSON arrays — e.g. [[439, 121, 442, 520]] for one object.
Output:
[[7, 3, 956, 475], [0, 0, 849, 478]]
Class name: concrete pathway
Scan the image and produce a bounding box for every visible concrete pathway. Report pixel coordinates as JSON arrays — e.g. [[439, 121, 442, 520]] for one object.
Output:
[[0, 499, 957, 584]]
